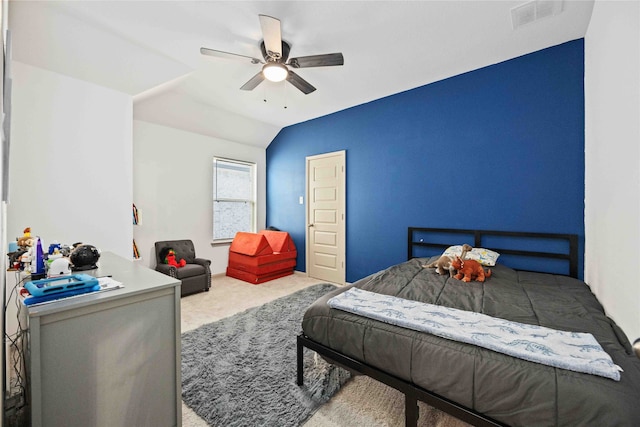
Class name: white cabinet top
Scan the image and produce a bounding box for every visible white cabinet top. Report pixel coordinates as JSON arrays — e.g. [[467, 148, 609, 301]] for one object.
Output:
[[25, 251, 180, 318]]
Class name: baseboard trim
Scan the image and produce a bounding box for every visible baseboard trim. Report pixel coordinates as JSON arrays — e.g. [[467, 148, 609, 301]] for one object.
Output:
[[212, 270, 307, 279], [212, 270, 352, 285]]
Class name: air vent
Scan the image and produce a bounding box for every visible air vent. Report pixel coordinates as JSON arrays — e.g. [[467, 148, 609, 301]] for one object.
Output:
[[511, 0, 563, 29]]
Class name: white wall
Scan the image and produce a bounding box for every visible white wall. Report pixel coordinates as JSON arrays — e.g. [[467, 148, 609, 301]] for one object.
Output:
[[585, 1, 640, 343], [7, 62, 133, 259], [133, 120, 266, 274]]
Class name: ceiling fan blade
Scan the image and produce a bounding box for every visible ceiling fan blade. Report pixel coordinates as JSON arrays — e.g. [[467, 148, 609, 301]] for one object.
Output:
[[286, 70, 316, 94], [200, 47, 263, 64], [288, 53, 344, 69], [240, 71, 265, 91], [259, 14, 282, 59]]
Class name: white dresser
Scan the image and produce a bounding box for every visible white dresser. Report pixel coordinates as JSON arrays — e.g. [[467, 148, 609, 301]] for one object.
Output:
[[22, 252, 181, 427]]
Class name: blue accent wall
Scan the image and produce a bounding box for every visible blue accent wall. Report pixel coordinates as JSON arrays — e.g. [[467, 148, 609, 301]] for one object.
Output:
[[267, 40, 585, 283]]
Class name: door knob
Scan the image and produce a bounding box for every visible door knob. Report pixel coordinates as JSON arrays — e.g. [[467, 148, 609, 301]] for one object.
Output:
[[308, 223, 314, 227]]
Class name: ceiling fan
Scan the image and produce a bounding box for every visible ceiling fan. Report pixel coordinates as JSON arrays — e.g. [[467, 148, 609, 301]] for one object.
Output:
[[200, 14, 344, 95]]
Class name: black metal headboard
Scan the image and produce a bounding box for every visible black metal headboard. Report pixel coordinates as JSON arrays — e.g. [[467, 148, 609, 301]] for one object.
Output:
[[408, 227, 579, 278]]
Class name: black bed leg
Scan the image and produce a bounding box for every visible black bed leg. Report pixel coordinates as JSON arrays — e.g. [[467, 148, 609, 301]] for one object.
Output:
[[297, 335, 304, 386], [405, 393, 419, 427]]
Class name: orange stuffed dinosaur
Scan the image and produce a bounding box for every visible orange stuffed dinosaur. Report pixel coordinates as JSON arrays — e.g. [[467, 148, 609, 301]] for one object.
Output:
[[451, 256, 492, 282]]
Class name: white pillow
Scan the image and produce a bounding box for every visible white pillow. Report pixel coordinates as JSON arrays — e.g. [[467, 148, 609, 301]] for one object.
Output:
[[442, 245, 500, 267]]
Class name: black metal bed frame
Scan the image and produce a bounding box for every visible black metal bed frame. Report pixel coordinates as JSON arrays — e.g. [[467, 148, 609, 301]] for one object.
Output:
[[297, 227, 580, 427], [408, 227, 579, 279]]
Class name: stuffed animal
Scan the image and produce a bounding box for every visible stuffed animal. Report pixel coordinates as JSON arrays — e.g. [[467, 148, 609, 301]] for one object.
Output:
[[17, 236, 34, 249], [424, 244, 472, 277], [13, 236, 35, 271], [451, 256, 492, 282], [160, 247, 186, 268], [7, 249, 26, 270]]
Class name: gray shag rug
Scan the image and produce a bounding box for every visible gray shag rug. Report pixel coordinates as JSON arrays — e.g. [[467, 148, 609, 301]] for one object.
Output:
[[181, 283, 351, 427]]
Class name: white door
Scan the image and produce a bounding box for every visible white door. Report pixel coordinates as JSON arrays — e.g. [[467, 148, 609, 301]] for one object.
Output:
[[306, 151, 345, 284]]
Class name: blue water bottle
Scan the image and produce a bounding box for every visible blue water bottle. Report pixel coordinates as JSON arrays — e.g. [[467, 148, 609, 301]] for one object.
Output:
[[34, 237, 46, 279]]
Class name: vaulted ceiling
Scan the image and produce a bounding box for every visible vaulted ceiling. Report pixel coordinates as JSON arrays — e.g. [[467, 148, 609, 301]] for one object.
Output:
[[8, 1, 594, 147]]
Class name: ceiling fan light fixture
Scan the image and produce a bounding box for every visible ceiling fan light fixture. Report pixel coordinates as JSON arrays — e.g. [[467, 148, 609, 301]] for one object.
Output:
[[262, 62, 288, 82], [201, 14, 342, 94]]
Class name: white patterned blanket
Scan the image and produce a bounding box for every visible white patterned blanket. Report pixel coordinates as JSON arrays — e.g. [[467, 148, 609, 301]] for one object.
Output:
[[327, 288, 622, 381]]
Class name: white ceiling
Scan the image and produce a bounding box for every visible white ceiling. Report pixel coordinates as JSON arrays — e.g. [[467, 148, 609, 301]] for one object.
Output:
[[8, 1, 594, 148]]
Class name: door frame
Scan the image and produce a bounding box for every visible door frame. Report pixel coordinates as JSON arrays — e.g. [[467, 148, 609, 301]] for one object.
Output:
[[305, 150, 346, 284]]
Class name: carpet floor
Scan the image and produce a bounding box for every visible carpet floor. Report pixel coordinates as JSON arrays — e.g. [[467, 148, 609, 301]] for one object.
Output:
[[181, 283, 351, 427], [181, 273, 470, 427]]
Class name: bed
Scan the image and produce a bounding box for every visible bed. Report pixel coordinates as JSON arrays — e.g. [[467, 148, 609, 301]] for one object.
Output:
[[297, 227, 640, 426]]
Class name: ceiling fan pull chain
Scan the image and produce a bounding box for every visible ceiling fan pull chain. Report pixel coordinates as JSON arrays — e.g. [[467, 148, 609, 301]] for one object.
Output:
[[284, 81, 288, 109]]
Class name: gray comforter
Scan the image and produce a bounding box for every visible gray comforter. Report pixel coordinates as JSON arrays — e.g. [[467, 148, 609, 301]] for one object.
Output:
[[302, 258, 640, 426]]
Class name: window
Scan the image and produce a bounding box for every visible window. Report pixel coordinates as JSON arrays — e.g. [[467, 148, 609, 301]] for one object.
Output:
[[212, 157, 256, 242]]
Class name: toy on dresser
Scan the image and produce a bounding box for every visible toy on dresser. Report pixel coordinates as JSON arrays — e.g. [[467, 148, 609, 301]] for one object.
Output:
[[16, 228, 36, 272]]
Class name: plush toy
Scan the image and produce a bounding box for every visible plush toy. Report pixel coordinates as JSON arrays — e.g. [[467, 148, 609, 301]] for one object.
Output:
[[451, 256, 492, 282], [7, 249, 26, 270], [160, 247, 186, 268], [424, 244, 472, 277], [18, 238, 35, 271], [17, 236, 34, 249], [48, 242, 62, 255]]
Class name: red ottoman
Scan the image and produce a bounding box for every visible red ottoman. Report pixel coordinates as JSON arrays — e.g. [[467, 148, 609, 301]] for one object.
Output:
[[226, 231, 297, 284]]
